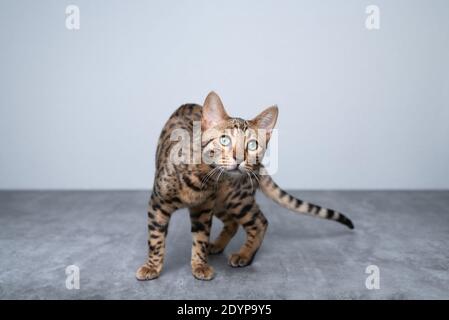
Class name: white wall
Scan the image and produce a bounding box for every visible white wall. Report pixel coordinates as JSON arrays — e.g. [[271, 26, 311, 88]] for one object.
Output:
[[1, 0, 448, 190]]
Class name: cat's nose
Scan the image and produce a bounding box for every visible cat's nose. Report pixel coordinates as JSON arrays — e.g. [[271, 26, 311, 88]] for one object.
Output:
[[233, 143, 245, 163], [235, 156, 244, 164]]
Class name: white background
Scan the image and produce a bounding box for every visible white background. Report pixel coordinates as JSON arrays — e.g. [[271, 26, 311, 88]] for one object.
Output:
[[1, 0, 448, 189]]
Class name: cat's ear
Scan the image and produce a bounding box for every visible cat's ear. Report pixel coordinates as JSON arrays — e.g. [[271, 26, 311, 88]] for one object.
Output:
[[252, 105, 278, 139], [202, 91, 229, 130]]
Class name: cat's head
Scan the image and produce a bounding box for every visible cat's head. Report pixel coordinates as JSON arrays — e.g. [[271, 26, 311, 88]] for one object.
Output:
[[201, 91, 278, 176]]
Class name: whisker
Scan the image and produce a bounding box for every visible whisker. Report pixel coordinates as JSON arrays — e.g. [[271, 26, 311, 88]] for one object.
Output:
[[248, 168, 260, 185], [215, 167, 225, 188], [203, 170, 219, 189], [200, 168, 214, 185], [201, 167, 220, 189], [207, 167, 220, 182]]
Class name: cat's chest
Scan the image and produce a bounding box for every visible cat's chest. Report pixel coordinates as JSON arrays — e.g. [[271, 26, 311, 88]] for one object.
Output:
[[178, 184, 214, 207], [176, 171, 214, 206]]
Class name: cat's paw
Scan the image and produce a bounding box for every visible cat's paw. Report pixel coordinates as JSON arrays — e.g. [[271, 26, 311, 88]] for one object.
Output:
[[135, 264, 161, 281], [228, 253, 253, 268], [208, 243, 224, 255], [192, 264, 215, 280]]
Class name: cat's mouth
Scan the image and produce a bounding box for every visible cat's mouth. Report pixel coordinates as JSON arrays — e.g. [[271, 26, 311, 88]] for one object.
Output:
[[225, 168, 243, 176]]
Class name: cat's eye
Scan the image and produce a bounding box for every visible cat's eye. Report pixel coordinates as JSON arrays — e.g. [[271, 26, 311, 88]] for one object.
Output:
[[219, 135, 231, 146], [247, 140, 258, 151]]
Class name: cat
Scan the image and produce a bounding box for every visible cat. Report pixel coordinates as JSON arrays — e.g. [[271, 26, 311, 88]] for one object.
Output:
[[136, 91, 354, 281]]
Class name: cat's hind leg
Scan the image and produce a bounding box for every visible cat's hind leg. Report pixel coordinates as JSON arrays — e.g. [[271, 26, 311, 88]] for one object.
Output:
[[209, 211, 239, 255]]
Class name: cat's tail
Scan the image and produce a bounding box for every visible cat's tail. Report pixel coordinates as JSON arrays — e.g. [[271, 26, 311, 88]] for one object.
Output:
[[259, 174, 354, 229]]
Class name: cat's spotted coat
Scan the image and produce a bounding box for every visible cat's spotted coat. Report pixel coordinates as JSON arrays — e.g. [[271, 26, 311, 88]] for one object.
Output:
[[136, 92, 353, 281]]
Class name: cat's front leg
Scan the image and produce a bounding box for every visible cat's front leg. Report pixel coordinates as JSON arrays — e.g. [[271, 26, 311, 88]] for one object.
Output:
[[228, 201, 268, 267], [136, 194, 176, 280], [189, 199, 215, 280]]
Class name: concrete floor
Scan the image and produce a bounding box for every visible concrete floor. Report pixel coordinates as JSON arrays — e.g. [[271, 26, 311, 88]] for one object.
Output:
[[0, 191, 448, 299]]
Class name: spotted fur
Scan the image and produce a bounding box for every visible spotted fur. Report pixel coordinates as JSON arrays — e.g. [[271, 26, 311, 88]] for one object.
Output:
[[136, 92, 354, 281]]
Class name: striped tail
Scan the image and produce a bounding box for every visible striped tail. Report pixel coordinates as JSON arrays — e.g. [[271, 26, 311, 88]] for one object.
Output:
[[259, 174, 354, 229]]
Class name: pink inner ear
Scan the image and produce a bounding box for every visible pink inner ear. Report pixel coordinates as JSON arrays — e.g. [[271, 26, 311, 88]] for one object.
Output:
[[202, 92, 229, 130], [259, 115, 274, 130], [256, 108, 277, 133], [202, 109, 226, 130], [205, 111, 224, 126]]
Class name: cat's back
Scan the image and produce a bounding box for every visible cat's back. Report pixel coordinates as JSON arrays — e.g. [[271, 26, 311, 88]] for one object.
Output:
[[165, 103, 202, 132], [155, 103, 202, 165]]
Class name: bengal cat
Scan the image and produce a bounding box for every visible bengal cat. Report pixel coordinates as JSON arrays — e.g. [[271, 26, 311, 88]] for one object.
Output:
[[136, 92, 354, 281]]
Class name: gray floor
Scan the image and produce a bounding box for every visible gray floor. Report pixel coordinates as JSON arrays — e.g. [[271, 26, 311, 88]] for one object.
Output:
[[0, 191, 448, 300]]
